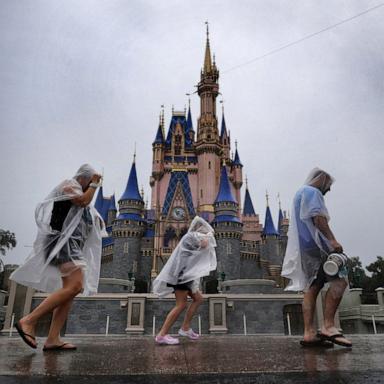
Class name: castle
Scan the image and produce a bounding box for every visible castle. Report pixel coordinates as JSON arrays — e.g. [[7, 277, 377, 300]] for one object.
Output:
[[95, 27, 289, 294]]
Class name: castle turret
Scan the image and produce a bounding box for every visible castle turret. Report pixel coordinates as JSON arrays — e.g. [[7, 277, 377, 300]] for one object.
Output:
[[212, 165, 242, 280], [231, 143, 243, 215], [196, 25, 222, 218], [240, 180, 263, 279], [150, 110, 165, 207], [242, 181, 262, 242], [186, 105, 195, 144], [220, 113, 230, 161], [261, 193, 281, 280], [94, 187, 109, 225], [112, 156, 145, 283]]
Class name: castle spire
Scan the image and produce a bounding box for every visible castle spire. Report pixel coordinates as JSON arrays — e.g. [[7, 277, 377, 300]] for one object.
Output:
[[153, 110, 165, 145], [233, 141, 243, 167], [120, 157, 142, 202], [220, 113, 228, 138], [243, 184, 256, 216], [108, 194, 117, 211], [203, 21, 212, 74], [215, 165, 237, 204], [263, 192, 279, 236]]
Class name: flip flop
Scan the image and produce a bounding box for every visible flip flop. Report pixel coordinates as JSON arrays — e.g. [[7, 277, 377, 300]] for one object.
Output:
[[319, 333, 352, 348], [300, 338, 333, 348], [15, 321, 37, 349], [43, 342, 77, 351]]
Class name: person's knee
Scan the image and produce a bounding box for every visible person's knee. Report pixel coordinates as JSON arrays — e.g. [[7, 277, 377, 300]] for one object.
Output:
[[193, 293, 204, 304], [329, 279, 347, 298], [67, 280, 83, 296]]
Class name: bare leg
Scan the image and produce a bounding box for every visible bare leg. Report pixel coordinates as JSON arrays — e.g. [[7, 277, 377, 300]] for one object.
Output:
[[181, 291, 203, 331], [158, 290, 188, 336], [44, 299, 73, 348], [321, 278, 351, 345], [302, 284, 322, 342], [18, 267, 83, 346]]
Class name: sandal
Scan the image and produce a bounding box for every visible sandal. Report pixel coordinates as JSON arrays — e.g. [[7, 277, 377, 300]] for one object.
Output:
[[43, 342, 77, 351], [319, 333, 352, 348], [15, 321, 37, 349], [300, 338, 333, 348]]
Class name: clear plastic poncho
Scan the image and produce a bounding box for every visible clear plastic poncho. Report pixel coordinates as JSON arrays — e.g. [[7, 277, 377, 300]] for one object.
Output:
[[282, 168, 335, 291], [10, 164, 107, 296], [152, 216, 217, 298]]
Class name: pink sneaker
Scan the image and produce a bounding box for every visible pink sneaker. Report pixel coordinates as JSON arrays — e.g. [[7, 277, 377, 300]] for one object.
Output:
[[155, 334, 180, 345], [178, 328, 200, 340]]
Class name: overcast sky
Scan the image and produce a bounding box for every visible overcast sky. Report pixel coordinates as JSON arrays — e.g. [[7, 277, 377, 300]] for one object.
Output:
[[1, 0, 383, 268]]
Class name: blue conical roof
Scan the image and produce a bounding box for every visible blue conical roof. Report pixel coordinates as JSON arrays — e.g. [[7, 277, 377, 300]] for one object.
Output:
[[94, 187, 105, 216], [120, 162, 142, 201], [109, 195, 117, 211], [186, 107, 193, 132], [220, 115, 228, 138], [233, 148, 243, 167], [94, 187, 110, 223], [215, 166, 237, 204], [153, 125, 164, 144], [263, 206, 279, 236], [243, 188, 256, 215]]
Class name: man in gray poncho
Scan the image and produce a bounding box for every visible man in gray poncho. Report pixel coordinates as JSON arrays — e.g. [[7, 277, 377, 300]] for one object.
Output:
[[282, 168, 352, 348]]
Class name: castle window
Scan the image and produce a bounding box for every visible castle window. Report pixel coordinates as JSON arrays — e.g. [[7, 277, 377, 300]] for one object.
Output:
[[208, 161, 211, 169], [124, 243, 129, 254], [200, 189, 203, 198], [175, 134, 182, 155]]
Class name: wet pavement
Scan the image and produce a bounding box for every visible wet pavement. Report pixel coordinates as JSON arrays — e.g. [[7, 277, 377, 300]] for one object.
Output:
[[1, 335, 384, 383]]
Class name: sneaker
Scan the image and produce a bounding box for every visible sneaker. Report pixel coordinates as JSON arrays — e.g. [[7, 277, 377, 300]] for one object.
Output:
[[155, 334, 180, 345], [178, 328, 200, 340]]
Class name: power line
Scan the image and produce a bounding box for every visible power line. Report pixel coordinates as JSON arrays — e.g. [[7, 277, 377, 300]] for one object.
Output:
[[222, 2, 384, 74]]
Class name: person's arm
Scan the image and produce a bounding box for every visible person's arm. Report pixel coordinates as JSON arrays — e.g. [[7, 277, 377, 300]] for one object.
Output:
[[70, 174, 102, 207], [313, 215, 343, 252]]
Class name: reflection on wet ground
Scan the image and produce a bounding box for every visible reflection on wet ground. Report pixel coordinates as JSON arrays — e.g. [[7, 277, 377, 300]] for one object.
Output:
[[1, 335, 384, 383]]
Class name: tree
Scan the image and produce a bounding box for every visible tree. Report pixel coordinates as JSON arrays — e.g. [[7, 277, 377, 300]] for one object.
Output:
[[365, 256, 384, 292], [0, 229, 17, 271], [348, 256, 367, 288]]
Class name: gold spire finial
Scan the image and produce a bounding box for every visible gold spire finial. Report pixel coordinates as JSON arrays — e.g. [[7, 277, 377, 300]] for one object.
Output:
[[246, 175, 248, 189], [186, 93, 191, 108], [141, 185, 144, 199], [277, 193, 281, 209], [266, 190, 269, 207], [235, 140, 238, 150], [133, 143, 136, 163], [203, 21, 212, 73]]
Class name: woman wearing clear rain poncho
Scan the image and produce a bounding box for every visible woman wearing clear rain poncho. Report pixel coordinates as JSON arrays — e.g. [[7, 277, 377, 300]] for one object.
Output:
[[10, 164, 106, 351], [282, 168, 352, 348], [153, 216, 217, 345]]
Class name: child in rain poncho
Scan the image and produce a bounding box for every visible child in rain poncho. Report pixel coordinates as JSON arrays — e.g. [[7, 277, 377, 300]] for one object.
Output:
[[153, 216, 217, 345]]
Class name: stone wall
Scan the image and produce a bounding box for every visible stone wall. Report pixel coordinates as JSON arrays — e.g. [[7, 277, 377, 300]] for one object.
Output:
[[29, 292, 303, 336]]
